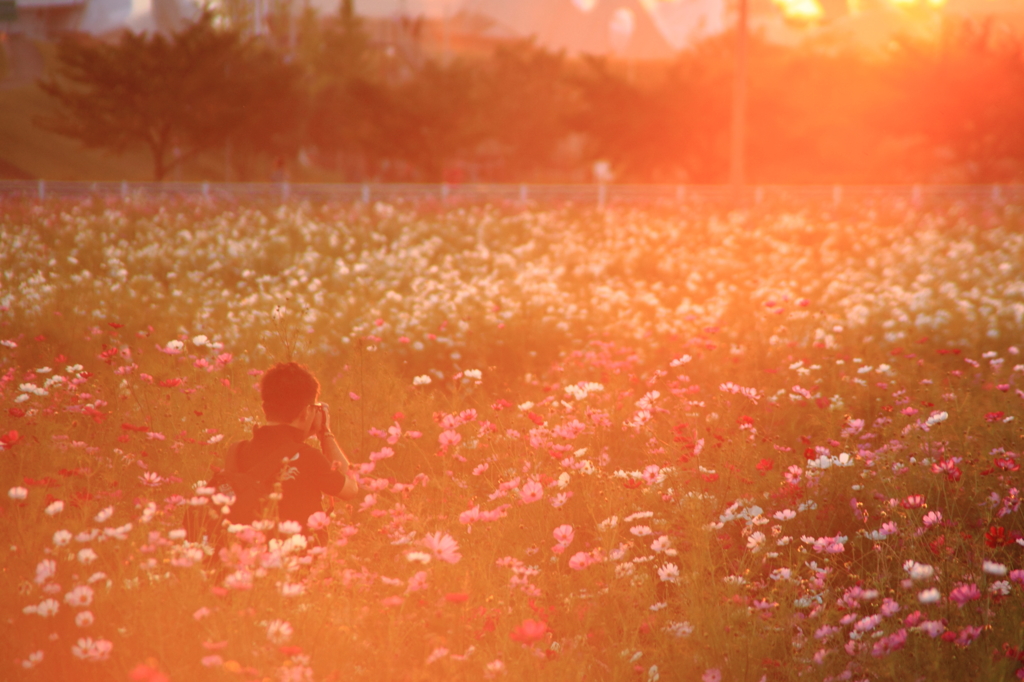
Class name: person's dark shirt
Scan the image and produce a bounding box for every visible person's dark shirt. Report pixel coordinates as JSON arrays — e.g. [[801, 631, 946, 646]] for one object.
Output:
[[234, 424, 346, 525]]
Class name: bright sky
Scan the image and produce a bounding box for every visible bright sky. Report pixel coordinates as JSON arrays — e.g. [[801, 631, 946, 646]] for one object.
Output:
[[351, 0, 1024, 55]]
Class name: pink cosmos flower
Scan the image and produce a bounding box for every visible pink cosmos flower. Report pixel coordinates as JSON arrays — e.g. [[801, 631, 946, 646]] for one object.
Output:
[[266, 619, 293, 645], [519, 480, 543, 504], [510, 618, 548, 645], [552, 524, 574, 547], [459, 506, 480, 525], [484, 659, 506, 679], [880, 598, 900, 617], [702, 669, 722, 682], [307, 511, 330, 531], [20, 650, 43, 669], [71, 637, 113, 662], [201, 655, 223, 667], [406, 571, 428, 594], [871, 629, 907, 657], [439, 430, 461, 448], [658, 562, 680, 583], [549, 491, 572, 508], [35, 559, 56, 585], [568, 551, 592, 570], [954, 625, 983, 646], [949, 583, 982, 607], [64, 585, 94, 608], [422, 531, 462, 563]]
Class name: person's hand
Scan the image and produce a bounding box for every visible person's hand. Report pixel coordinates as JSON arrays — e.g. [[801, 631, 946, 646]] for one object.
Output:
[[316, 403, 332, 438]]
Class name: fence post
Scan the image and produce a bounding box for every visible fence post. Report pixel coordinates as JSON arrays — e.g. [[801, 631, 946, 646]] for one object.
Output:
[[202, 182, 210, 200], [992, 185, 1003, 204], [676, 185, 685, 202], [754, 186, 764, 205], [37, 179, 45, 201], [911, 184, 922, 205], [441, 183, 449, 203], [281, 181, 290, 202], [597, 183, 606, 210], [121, 180, 128, 199], [361, 183, 370, 204], [519, 183, 528, 204], [832, 185, 842, 207]]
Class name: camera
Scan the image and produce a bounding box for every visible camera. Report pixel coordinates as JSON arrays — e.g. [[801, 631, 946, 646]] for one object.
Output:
[[314, 403, 330, 433]]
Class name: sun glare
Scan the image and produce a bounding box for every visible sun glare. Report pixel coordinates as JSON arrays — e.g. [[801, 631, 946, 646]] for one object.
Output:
[[771, 0, 825, 22]]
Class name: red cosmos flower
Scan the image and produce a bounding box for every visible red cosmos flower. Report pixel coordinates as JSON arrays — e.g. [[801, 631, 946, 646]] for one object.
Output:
[[445, 592, 469, 603], [510, 619, 548, 645], [986, 525, 1008, 548], [8, 408, 25, 418], [995, 457, 1020, 472], [129, 662, 169, 682], [1, 430, 20, 447], [159, 378, 182, 388], [756, 458, 774, 475], [986, 411, 1006, 423]]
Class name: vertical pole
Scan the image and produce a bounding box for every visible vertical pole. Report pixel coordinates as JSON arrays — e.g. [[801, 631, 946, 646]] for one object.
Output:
[[519, 183, 527, 204], [202, 181, 210, 200], [676, 184, 685, 202], [121, 180, 128, 199], [832, 184, 842, 207], [38, 179, 45, 201], [597, 183, 607, 211], [361, 183, 370, 203], [441, 183, 449, 203], [288, 0, 297, 56], [730, 0, 748, 198]]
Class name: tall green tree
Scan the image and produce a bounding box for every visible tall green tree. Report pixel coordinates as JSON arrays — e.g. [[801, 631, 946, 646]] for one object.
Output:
[[38, 15, 305, 181]]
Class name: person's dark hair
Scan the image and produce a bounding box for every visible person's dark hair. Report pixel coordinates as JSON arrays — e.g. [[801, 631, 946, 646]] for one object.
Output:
[[260, 362, 320, 423]]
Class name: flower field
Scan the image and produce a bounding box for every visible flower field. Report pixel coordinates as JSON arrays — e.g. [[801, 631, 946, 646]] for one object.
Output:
[[3, 197, 1024, 682]]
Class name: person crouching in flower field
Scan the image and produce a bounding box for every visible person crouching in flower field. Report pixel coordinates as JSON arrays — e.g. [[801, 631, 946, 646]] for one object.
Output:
[[224, 361, 358, 531]]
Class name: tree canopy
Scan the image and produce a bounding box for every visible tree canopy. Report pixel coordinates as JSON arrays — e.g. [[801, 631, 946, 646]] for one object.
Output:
[[39, 15, 303, 181]]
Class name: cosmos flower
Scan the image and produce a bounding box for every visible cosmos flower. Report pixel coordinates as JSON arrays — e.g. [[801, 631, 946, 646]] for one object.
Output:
[[421, 532, 462, 564]]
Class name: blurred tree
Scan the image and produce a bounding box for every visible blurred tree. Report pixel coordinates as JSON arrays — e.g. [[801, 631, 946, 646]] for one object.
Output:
[[571, 52, 726, 182], [378, 59, 483, 181], [38, 15, 304, 181], [476, 40, 573, 181], [304, 1, 388, 179], [885, 19, 1024, 182]]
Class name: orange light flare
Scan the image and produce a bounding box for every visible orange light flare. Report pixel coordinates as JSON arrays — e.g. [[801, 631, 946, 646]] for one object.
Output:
[[889, 0, 947, 8], [770, 0, 825, 23]]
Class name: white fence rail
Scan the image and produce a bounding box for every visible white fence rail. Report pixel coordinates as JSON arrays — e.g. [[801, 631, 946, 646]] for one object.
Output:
[[1, 180, 1021, 207]]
